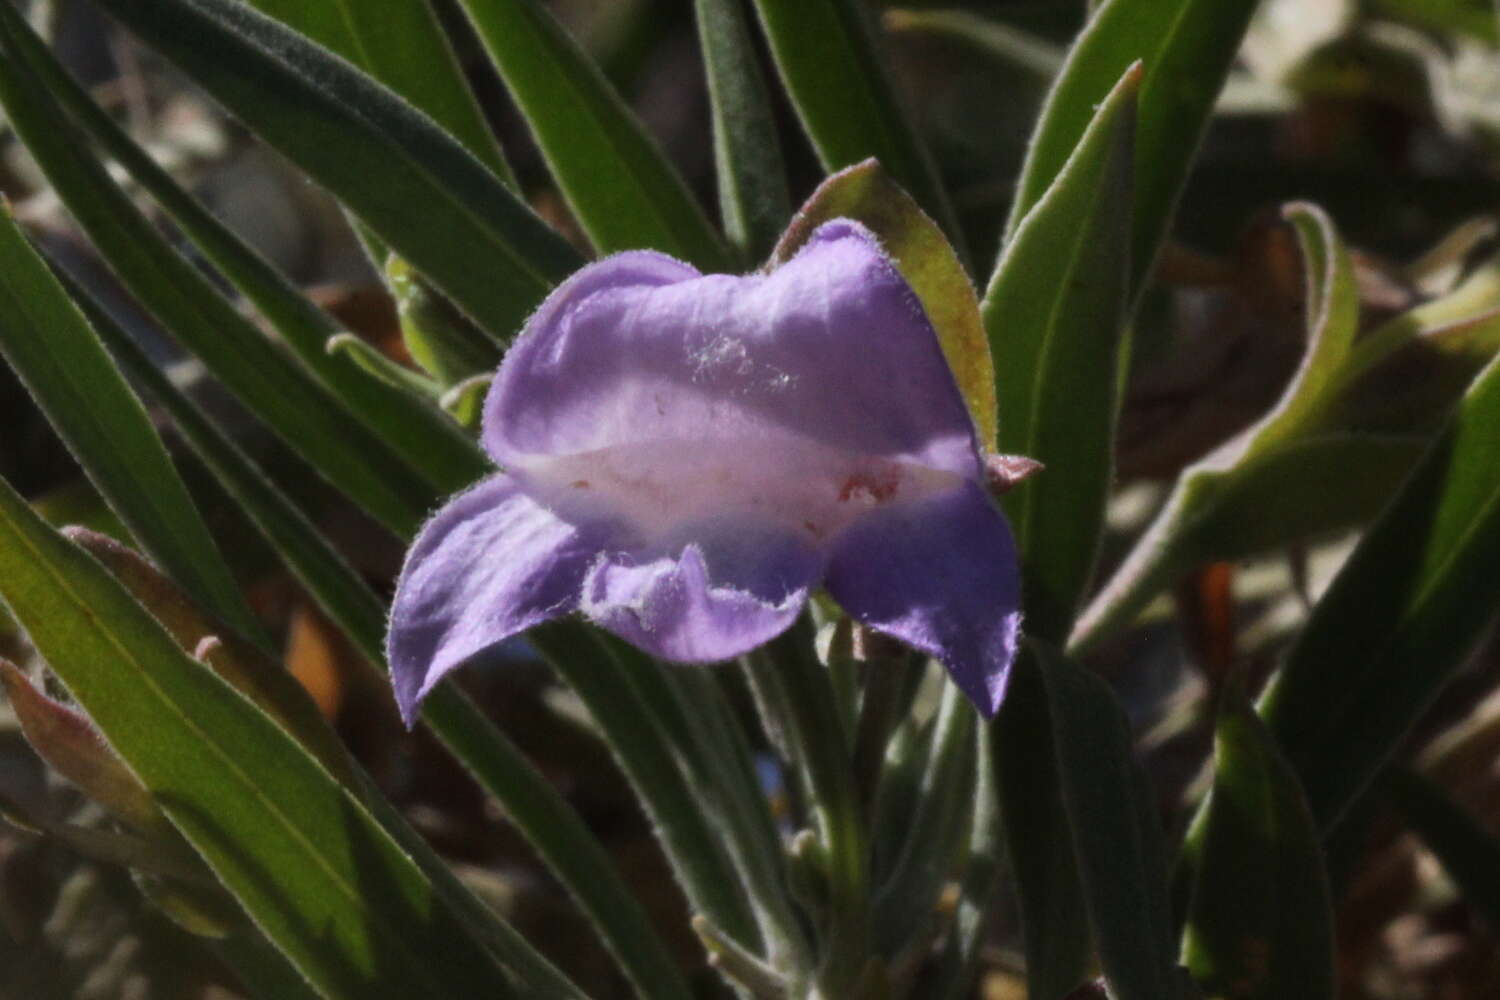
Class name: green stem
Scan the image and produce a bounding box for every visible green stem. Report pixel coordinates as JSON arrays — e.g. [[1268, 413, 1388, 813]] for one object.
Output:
[[750, 618, 871, 996]]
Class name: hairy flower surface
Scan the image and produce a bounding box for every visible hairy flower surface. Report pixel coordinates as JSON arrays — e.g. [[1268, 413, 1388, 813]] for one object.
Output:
[[388, 220, 1021, 724]]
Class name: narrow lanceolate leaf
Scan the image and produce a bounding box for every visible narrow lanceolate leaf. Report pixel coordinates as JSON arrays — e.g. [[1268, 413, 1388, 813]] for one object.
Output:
[[985, 64, 1137, 642], [0, 475, 513, 999], [454, 0, 730, 268], [242, 0, 514, 183], [1072, 204, 1367, 652], [0, 206, 257, 639], [0, 23, 436, 537], [90, 0, 582, 342], [1389, 769, 1500, 928], [772, 160, 996, 447], [1181, 688, 1334, 1000], [991, 652, 1092, 1000], [1258, 350, 1500, 831], [694, 0, 792, 263], [1004, 0, 1259, 291], [1036, 643, 1178, 1000], [88, 290, 694, 1000], [0, 4, 488, 496], [750, 0, 963, 251]]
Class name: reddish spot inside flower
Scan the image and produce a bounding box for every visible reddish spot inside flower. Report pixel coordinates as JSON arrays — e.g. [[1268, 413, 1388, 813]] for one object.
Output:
[[837, 470, 900, 504]]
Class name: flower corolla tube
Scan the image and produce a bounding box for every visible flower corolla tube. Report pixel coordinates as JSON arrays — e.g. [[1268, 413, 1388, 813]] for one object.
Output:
[[387, 220, 1022, 725]]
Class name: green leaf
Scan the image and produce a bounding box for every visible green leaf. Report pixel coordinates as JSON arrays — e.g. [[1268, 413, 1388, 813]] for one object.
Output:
[[991, 651, 1092, 1000], [694, 0, 792, 263], [1004, 0, 1259, 291], [454, 0, 731, 268], [1181, 687, 1335, 1000], [872, 685, 976, 957], [883, 8, 1063, 82], [985, 63, 1138, 642], [242, 0, 515, 183], [530, 623, 765, 959], [1072, 204, 1381, 652], [772, 159, 996, 448], [750, 0, 963, 253], [1389, 769, 1500, 928], [1035, 642, 1178, 1000], [0, 475, 514, 999], [91, 0, 582, 342], [0, 21, 440, 538], [80, 291, 692, 1000], [0, 3, 490, 497], [0, 205, 258, 640], [1258, 349, 1500, 831]]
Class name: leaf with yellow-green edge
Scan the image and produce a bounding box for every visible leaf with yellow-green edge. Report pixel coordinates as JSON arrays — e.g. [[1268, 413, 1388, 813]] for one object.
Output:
[[771, 159, 996, 449], [0, 472, 517, 999], [242, 0, 515, 184]]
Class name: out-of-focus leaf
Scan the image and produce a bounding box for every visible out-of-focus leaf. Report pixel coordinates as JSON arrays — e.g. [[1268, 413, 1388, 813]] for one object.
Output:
[[1073, 205, 1386, 651], [771, 160, 996, 448], [81, 294, 691, 1000], [1389, 768, 1500, 928], [750, 0, 963, 251], [0, 660, 163, 834], [1036, 643, 1178, 1000], [1258, 348, 1500, 829], [242, 0, 514, 182], [992, 652, 1092, 1000], [0, 5, 489, 497], [1004, 0, 1260, 291], [454, 0, 730, 268], [326, 334, 441, 398], [884, 8, 1063, 81], [1373, 0, 1498, 43], [1181, 687, 1335, 1000], [0, 475, 516, 999], [90, 0, 582, 342], [985, 63, 1138, 642], [0, 205, 257, 638], [694, 0, 791, 263], [0, 789, 207, 886], [0, 26, 441, 538]]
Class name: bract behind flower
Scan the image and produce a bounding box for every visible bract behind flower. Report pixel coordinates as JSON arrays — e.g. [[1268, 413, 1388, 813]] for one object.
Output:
[[388, 220, 1021, 725]]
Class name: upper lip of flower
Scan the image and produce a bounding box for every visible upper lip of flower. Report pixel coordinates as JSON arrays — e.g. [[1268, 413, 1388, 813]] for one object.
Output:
[[386, 218, 1022, 725]]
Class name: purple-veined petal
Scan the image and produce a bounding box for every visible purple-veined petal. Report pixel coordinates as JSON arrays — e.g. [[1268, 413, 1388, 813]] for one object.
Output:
[[484, 220, 980, 482], [824, 483, 1022, 718], [387, 475, 607, 725], [581, 523, 821, 663]]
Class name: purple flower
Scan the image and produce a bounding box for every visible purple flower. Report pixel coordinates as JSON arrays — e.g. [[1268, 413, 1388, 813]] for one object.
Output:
[[387, 220, 1021, 725]]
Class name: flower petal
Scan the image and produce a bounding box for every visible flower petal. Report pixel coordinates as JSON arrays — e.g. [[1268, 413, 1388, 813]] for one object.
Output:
[[824, 483, 1022, 718], [581, 526, 820, 663], [484, 219, 980, 480], [387, 475, 605, 725]]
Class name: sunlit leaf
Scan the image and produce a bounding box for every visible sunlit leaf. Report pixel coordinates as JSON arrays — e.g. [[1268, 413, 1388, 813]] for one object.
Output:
[[772, 159, 996, 448]]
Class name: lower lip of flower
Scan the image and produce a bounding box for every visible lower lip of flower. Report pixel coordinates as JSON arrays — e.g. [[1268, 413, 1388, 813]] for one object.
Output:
[[509, 436, 966, 548]]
